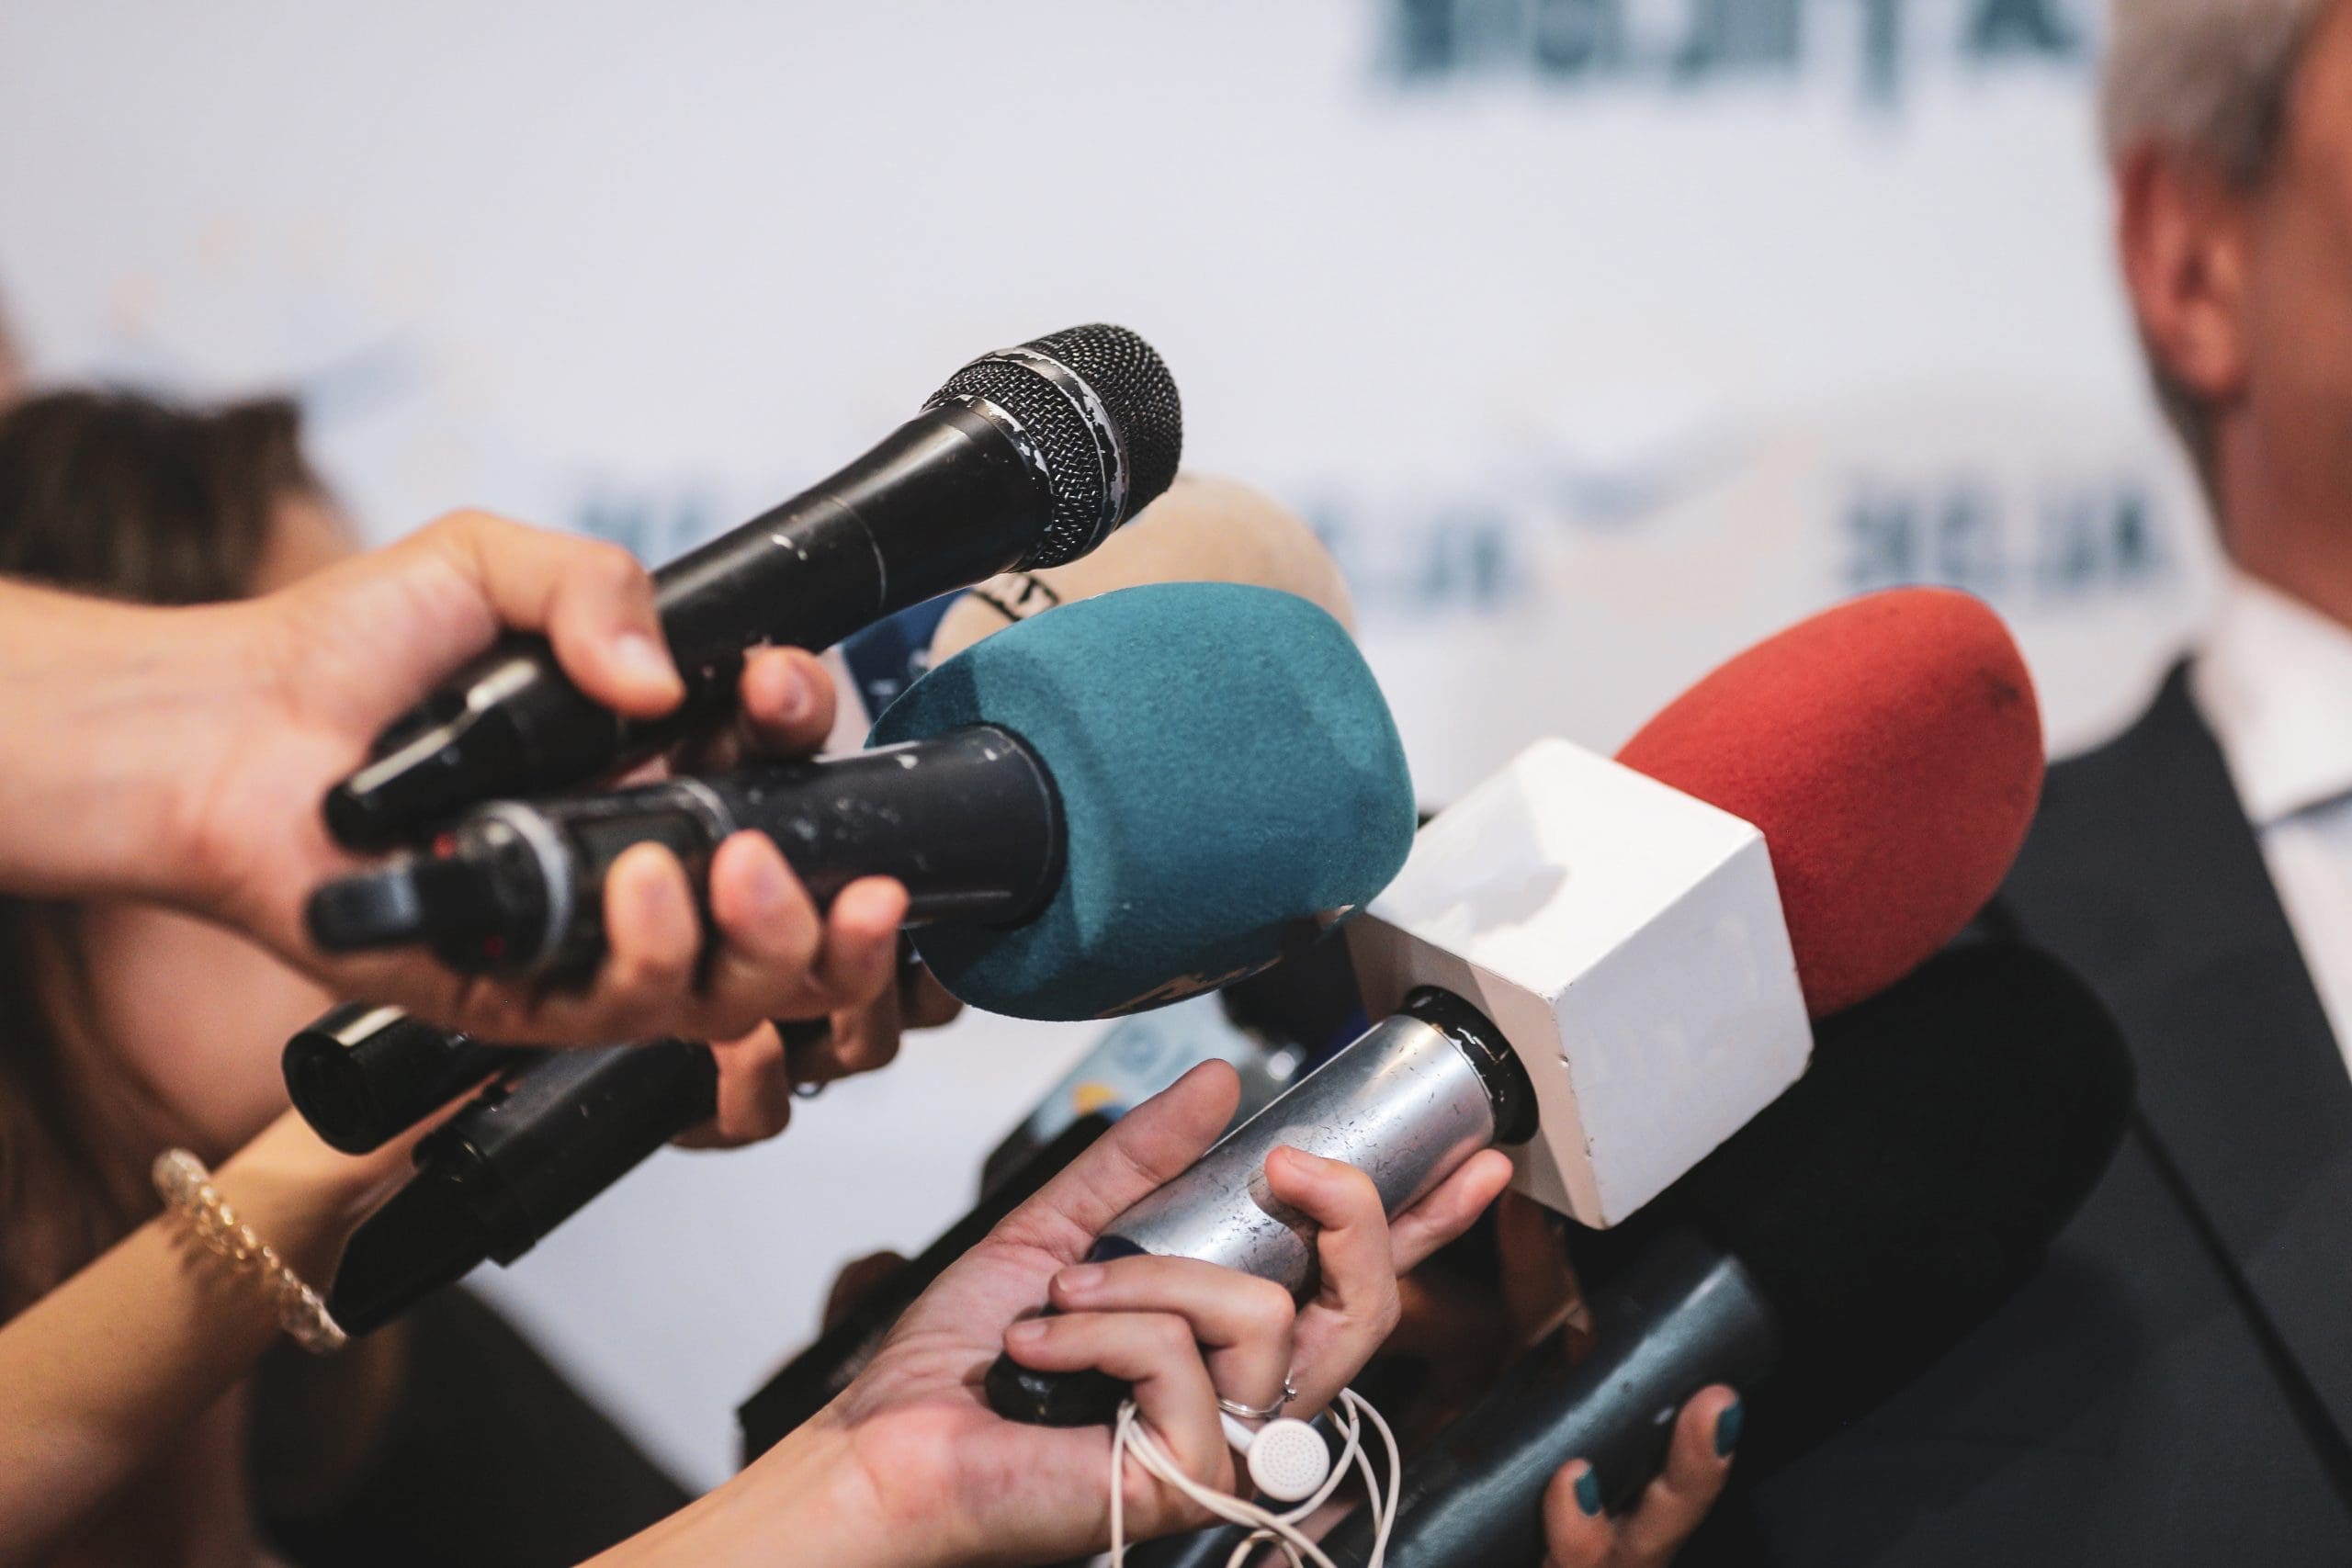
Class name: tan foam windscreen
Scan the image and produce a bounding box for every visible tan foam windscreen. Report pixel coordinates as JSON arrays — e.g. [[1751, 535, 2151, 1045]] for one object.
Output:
[[928, 473, 1354, 661]]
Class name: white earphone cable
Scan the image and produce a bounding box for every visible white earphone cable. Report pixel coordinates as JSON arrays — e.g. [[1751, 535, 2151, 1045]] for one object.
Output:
[[1107, 1387, 1399, 1568]]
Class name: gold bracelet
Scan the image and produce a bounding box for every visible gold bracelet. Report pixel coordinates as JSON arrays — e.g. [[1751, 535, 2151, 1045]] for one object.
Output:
[[152, 1149, 349, 1355]]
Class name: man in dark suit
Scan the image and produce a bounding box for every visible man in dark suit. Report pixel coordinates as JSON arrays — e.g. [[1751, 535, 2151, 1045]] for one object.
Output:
[[1666, 1, 2352, 1562]]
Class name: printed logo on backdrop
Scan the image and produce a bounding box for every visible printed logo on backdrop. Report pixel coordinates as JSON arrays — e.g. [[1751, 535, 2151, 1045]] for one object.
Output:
[[1298, 419, 2180, 623], [1842, 467, 2165, 599], [1385, 0, 2089, 105]]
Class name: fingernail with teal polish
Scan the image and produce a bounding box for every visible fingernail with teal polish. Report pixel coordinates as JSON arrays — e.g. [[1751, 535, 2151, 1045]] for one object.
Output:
[[1714, 1398, 1745, 1459], [1574, 1466, 1604, 1517]]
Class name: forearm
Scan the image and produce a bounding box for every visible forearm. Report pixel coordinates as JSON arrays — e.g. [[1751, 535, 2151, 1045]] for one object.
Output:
[[584, 1416, 906, 1568], [0, 581, 266, 904], [0, 1117, 380, 1565]]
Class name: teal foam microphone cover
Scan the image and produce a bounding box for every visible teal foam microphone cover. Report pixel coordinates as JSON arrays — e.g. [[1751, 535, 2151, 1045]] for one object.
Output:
[[869, 581, 1414, 1021]]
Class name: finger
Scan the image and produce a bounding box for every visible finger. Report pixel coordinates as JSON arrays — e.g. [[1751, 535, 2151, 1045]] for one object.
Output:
[[808, 877, 909, 1010], [818, 978, 905, 1083], [821, 1250, 909, 1331], [587, 843, 702, 1030], [1494, 1188, 1586, 1346], [1050, 1256, 1297, 1413], [1264, 1146, 1395, 1322], [1615, 1388, 1740, 1566], [995, 1062, 1242, 1263], [736, 646, 836, 756], [424, 513, 683, 717], [776, 1015, 842, 1088], [1002, 1311, 1230, 1487], [1387, 1148, 1515, 1274], [900, 963, 964, 1029], [674, 1023, 795, 1149], [1261, 1145, 1408, 1409], [703, 831, 823, 1012], [1542, 1461, 1615, 1568]]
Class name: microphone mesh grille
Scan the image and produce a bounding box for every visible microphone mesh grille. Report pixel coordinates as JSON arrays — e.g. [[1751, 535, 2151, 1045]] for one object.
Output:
[[1024, 323, 1182, 519], [925, 324, 1182, 570]]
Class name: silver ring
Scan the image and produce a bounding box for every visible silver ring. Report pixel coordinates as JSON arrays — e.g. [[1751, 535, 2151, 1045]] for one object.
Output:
[[790, 1078, 826, 1100], [1217, 1378, 1299, 1423]]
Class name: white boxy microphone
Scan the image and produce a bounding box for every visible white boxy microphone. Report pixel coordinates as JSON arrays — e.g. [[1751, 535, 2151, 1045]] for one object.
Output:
[[1348, 738, 1811, 1227]]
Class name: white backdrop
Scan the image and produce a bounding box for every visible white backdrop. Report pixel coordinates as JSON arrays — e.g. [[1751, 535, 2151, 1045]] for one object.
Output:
[[0, 0, 2206, 1487]]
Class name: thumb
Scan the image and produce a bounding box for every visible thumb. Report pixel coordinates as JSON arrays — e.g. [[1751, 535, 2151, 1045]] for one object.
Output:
[[994, 1060, 1240, 1263]]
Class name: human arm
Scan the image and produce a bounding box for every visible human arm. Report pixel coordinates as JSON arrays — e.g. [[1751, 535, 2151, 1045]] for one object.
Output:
[[0, 512, 905, 1046]]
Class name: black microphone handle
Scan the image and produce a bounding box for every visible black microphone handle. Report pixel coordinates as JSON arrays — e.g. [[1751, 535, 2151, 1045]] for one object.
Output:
[[327, 403, 1050, 849], [578, 724, 1063, 933], [1319, 1231, 1780, 1568], [282, 1002, 536, 1154], [434, 724, 1057, 980], [329, 1041, 718, 1335], [462, 1041, 720, 1263]]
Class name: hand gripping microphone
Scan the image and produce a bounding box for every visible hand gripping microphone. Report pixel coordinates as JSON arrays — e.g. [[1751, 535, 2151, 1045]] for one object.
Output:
[[294, 495, 1369, 1145], [739, 992, 1311, 1457], [1316, 942, 2133, 1565], [323, 324, 1182, 850], [307, 728, 1062, 980], [984, 588, 2045, 1427], [304, 581, 1415, 1007], [316, 583, 1417, 1331]]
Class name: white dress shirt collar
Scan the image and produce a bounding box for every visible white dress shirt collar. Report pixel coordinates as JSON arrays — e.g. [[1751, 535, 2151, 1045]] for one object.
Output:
[[2191, 570, 2352, 829]]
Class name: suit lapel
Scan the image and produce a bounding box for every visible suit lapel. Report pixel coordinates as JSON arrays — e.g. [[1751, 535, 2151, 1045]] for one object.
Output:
[[2007, 664, 2352, 1446]]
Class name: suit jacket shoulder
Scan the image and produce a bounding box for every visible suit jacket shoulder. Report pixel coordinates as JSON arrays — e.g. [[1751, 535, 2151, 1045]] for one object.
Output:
[[1690, 665, 2352, 1568]]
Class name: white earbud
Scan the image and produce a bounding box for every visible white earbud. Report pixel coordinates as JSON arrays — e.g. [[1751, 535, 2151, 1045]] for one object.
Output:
[[1112, 1389, 1397, 1567], [1220, 1411, 1332, 1504]]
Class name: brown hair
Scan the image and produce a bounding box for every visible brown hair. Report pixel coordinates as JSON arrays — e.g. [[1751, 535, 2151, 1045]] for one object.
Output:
[[0, 388, 327, 1317]]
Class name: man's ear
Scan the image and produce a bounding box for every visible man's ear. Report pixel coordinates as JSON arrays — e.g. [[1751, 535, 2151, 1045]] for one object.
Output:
[[2116, 145, 2256, 410]]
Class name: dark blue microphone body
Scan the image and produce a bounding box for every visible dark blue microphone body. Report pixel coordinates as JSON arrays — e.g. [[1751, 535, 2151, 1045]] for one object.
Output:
[[1320, 1233, 1778, 1566]]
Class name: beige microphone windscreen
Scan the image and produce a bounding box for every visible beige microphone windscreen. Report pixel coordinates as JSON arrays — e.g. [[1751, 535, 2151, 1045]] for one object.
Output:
[[928, 473, 1355, 661]]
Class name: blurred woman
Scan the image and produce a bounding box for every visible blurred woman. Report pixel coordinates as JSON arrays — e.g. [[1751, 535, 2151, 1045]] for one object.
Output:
[[0, 390, 695, 1566]]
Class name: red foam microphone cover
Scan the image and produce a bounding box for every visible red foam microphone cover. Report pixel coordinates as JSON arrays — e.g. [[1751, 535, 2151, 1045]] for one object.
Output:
[[1615, 588, 2042, 1018]]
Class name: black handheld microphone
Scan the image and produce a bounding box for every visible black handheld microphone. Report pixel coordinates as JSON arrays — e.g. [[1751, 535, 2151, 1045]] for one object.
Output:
[[307, 727, 1061, 980], [1317, 942, 2134, 1566], [281, 1003, 534, 1154], [329, 1038, 718, 1335], [324, 324, 1182, 850]]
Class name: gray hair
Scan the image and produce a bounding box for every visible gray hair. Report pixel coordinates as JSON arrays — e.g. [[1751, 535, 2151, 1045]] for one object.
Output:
[[2100, 0, 2335, 498], [2102, 0, 2332, 179]]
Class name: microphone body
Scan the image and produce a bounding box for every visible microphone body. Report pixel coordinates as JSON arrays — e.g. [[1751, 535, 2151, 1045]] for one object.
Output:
[[1318, 1234, 1779, 1565], [988, 589, 2044, 1431], [281, 1003, 533, 1155], [309, 726, 1061, 980], [1321, 943, 2132, 1564], [327, 325, 1181, 848], [328, 1039, 717, 1334], [984, 987, 1536, 1427], [316, 580, 1414, 1022], [1098, 992, 1528, 1291], [980, 990, 1308, 1198]]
